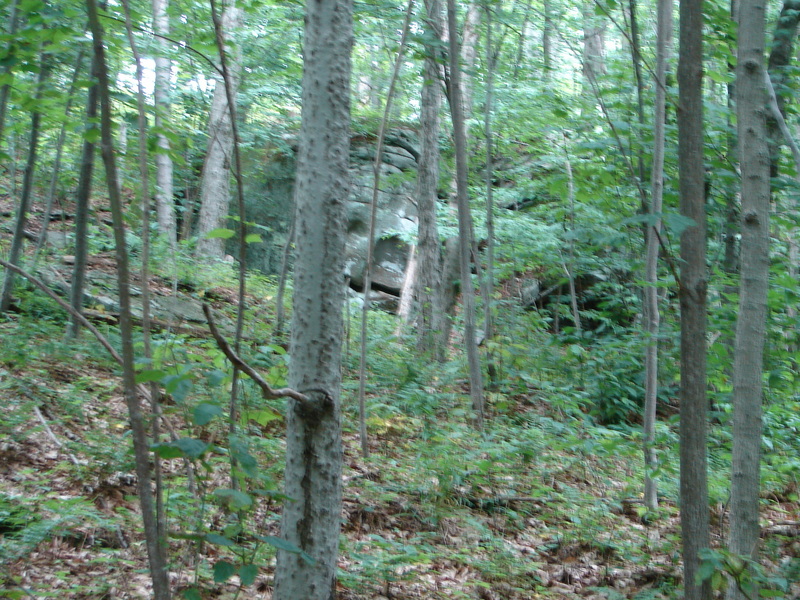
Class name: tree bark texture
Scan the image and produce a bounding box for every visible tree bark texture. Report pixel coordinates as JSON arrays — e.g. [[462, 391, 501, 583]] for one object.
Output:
[[677, 0, 711, 596], [415, 0, 446, 359], [447, 0, 485, 429], [0, 54, 48, 313], [85, 0, 170, 596], [582, 0, 607, 86], [67, 55, 99, 339], [643, 0, 673, 512], [728, 1, 769, 597], [272, 0, 352, 595], [459, 0, 481, 119], [195, 0, 242, 260], [153, 0, 176, 248]]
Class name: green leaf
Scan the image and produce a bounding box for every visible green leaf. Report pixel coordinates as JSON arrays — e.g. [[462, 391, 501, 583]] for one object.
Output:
[[213, 560, 237, 583], [244, 408, 282, 427], [193, 403, 223, 426], [245, 233, 263, 244], [213, 488, 254, 510], [205, 533, 235, 547], [239, 564, 258, 586], [205, 228, 236, 239], [259, 535, 303, 554], [181, 588, 202, 600], [663, 213, 697, 237], [135, 369, 165, 384], [84, 127, 101, 143], [152, 438, 210, 460]]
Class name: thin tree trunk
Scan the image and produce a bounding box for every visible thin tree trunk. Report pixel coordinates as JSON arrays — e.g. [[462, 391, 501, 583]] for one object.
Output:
[[513, 0, 533, 80], [195, 0, 242, 260], [728, 0, 769, 596], [0, 52, 49, 313], [272, 0, 352, 593], [677, 0, 711, 595], [542, 0, 553, 80], [447, 0, 485, 429], [628, 0, 646, 188], [85, 0, 170, 596], [66, 53, 99, 340], [483, 3, 497, 388], [122, 0, 167, 548], [32, 50, 84, 271], [562, 140, 582, 333], [273, 216, 295, 341], [643, 0, 673, 512], [356, 0, 415, 459], [153, 0, 177, 252], [0, 0, 19, 152]]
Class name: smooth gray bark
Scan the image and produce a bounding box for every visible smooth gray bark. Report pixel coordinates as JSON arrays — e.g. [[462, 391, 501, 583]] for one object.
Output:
[[459, 1, 481, 120], [447, 0, 485, 429], [728, 1, 769, 597], [153, 0, 176, 249], [677, 0, 711, 596], [272, 0, 352, 595], [195, 0, 242, 260], [643, 0, 673, 512]]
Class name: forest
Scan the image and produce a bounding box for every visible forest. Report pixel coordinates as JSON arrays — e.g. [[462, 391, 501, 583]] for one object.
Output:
[[0, 0, 799, 597]]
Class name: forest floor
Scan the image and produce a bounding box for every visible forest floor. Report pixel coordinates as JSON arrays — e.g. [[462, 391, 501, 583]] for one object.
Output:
[[1, 198, 799, 599]]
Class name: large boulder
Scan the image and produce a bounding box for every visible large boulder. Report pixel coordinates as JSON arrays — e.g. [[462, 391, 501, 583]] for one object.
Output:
[[243, 130, 420, 299]]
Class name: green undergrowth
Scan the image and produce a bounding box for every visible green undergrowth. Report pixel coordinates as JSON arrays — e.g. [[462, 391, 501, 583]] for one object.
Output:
[[0, 273, 798, 599]]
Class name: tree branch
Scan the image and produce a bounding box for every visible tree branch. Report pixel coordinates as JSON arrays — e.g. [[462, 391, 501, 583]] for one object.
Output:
[[202, 303, 308, 402]]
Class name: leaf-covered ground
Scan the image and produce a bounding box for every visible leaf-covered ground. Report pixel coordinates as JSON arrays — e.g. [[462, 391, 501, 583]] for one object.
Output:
[[1, 198, 799, 599]]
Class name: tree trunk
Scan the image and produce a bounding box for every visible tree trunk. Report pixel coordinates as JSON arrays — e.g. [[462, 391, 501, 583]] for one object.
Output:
[[728, 1, 769, 597], [459, 0, 481, 120], [415, 0, 446, 359], [153, 0, 176, 251], [0, 0, 19, 152], [0, 52, 49, 313], [272, 0, 352, 595], [32, 51, 83, 271], [195, 0, 242, 260], [677, 0, 711, 596], [643, 0, 673, 513], [447, 0, 485, 429], [542, 0, 553, 81], [67, 54, 99, 340], [85, 0, 170, 596], [582, 0, 607, 88]]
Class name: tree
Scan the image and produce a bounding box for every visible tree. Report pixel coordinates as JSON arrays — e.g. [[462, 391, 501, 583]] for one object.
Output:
[[415, 0, 446, 359], [153, 0, 176, 250], [85, 0, 170, 595], [0, 49, 49, 313], [446, 0, 485, 429], [643, 0, 673, 512], [728, 0, 770, 596], [195, 0, 242, 260], [272, 0, 353, 595], [66, 53, 99, 340], [677, 0, 711, 596]]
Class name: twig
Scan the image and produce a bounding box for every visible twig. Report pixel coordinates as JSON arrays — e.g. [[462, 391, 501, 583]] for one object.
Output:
[[33, 405, 81, 466], [202, 303, 308, 402]]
